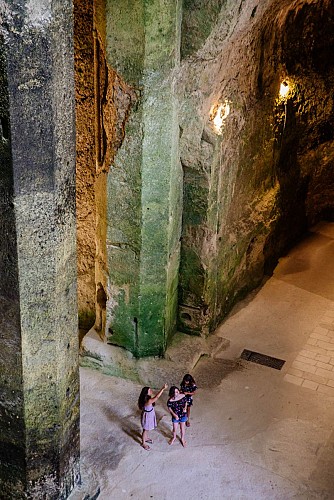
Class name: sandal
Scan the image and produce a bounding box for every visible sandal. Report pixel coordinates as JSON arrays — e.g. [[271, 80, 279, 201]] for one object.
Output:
[[141, 444, 150, 451], [146, 439, 153, 444]]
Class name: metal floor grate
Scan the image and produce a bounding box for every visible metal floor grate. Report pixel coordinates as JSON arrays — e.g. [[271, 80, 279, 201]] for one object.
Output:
[[240, 349, 286, 370]]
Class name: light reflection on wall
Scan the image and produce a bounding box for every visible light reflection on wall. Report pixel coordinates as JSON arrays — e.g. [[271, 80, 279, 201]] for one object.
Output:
[[279, 80, 290, 98], [210, 100, 230, 134]]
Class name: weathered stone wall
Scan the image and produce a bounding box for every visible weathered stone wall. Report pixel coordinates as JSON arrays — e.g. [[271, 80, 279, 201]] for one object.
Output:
[[73, 0, 334, 356], [177, 0, 334, 335], [78, 0, 333, 349], [103, 0, 183, 356], [0, 32, 26, 497], [277, 0, 334, 226], [74, 0, 134, 335], [181, 0, 225, 58], [93, 0, 135, 342], [74, 0, 96, 330], [0, 1, 80, 497]]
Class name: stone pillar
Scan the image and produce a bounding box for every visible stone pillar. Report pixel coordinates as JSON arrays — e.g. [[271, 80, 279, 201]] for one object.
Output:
[[102, 0, 183, 356], [0, 1, 80, 498]]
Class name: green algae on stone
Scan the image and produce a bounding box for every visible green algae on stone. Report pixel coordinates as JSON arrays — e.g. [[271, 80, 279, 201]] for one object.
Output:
[[104, 0, 182, 357]]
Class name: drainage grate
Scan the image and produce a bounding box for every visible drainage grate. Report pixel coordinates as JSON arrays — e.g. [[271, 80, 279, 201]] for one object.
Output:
[[240, 349, 286, 370]]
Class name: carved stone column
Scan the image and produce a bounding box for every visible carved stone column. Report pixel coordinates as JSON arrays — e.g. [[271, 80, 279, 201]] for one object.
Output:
[[97, 0, 183, 356], [0, 1, 80, 497]]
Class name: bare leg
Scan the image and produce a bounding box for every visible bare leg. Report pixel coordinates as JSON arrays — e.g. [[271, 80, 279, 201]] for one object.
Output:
[[142, 430, 150, 450], [180, 422, 187, 447], [186, 406, 191, 426], [169, 423, 178, 445]]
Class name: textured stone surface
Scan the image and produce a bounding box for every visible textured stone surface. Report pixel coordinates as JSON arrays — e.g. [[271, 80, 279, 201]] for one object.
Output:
[[80, 327, 229, 388], [1, 3, 334, 497], [75, 0, 334, 353], [77, 224, 334, 499], [0, 31, 26, 496], [177, 0, 334, 336], [74, 0, 96, 330], [181, 0, 225, 59], [104, 0, 183, 356], [74, 0, 134, 334], [0, 1, 80, 497]]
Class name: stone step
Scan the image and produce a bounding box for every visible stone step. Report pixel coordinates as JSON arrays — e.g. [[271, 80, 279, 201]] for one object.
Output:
[[80, 328, 230, 388]]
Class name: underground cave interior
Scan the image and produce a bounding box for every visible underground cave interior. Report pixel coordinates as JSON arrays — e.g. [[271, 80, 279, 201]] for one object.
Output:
[[1, 0, 334, 498], [74, 0, 334, 355]]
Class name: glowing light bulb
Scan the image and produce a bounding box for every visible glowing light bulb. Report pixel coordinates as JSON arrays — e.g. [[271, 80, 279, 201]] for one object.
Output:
[[279, 81, 290, 98], [211, 100, 230, 134]]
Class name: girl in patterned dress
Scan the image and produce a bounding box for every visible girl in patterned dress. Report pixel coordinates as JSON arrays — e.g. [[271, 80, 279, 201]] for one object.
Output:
[[180, 374, 197, 427], [138, 384, 167, 450], [167, 386, 188, 447]]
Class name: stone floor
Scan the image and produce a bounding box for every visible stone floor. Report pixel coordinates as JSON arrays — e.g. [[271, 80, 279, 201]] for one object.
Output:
[[72, 221, 334, 500]]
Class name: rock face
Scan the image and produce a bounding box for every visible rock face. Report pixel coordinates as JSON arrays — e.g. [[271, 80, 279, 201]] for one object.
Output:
[[1, 0, 333, 497], [0, 1, 80, 498], [177, 0, 334, 334], [94, 0, 183, 356], [74, 0, 334, 350], [74, 0, 96, 330]]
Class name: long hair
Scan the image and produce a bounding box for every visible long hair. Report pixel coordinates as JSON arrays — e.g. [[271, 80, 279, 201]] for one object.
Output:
[[181, 373, 195, 386], [138, 387, 151, 410], [168, 385, 178, 399]]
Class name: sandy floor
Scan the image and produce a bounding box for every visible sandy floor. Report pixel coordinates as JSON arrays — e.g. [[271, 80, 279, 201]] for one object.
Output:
[[73, 222, 334, 500]]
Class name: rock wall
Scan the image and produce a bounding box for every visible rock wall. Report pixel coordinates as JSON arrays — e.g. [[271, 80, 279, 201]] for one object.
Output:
[[74, 0, 96, 330], [75, 0, 334, 350], [0, 1, 80, 496], [0, 32, 26, 496], [177, 0, 334, 335], [74, 0, 133, 333], [102, 0, 183, 356]]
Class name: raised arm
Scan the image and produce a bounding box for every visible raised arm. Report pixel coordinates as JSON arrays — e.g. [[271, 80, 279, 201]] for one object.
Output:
[[149, 383, 168, 404]]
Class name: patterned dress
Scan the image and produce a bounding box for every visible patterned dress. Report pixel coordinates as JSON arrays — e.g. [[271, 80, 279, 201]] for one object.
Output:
[[167, 396, 188, 419], [141, 404, 157, 431], [180, 383, 197, 407]]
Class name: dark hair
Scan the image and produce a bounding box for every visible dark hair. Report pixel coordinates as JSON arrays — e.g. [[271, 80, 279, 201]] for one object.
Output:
[[168, 385, 178, 399], [181, 374, 195, 386], [138, 387, 151, 410]]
